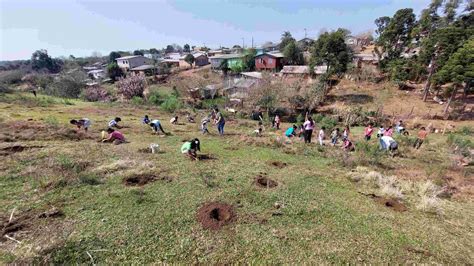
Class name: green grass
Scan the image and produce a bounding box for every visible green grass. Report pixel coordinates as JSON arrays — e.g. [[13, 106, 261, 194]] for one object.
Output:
[[0, 93, 473, 264]]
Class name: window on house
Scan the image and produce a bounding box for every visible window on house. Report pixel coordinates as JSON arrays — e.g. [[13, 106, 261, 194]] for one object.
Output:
[[268, 58, 273, 64]]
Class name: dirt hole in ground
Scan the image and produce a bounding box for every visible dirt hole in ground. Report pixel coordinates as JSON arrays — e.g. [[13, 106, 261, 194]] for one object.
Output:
[[138, 148, 152, 153], [197, 202, 236, 230], [0, 145, 44, 156], [254, 174, 278, 188], [1, 208, 64, 240], [269, 161, 287, 168], [123, 174, 173, 186], [198, 154, 217, 160], [360, 193, 407, 212]]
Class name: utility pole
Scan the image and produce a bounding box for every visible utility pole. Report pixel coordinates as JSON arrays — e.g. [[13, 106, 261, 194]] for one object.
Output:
[[242, 37, 245, 49], [304, 28, 307, 39], [251, 37, 254, 48]]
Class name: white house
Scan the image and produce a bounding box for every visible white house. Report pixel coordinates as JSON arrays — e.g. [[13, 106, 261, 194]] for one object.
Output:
[[116, 55, 150, 71], [87, 69, 106, 80]]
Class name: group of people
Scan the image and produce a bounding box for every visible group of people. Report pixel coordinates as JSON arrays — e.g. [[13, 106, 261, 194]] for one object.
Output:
[[200, 108, 225, 135]]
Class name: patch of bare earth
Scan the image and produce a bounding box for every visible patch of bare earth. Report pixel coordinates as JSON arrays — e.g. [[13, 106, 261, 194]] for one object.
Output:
[[361, 193, 407, 212], [0, 145, 44, 156], [268, 161, 287, 168], [197, 202, 236, 230], [122, 174, 173, 186], [254, 173, 278, 188]]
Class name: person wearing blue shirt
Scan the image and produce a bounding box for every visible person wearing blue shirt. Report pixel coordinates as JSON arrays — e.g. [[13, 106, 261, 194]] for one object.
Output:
[[285, 125, 297, 138]]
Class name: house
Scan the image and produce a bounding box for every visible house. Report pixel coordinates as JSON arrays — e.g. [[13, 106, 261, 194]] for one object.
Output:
[[223, 79, 258, 98], [345, 35, 359, 46], [160, 59, 180, 68], [241, 72, 262, 80], [401, 47, 421, 59], [255, 52, 285, 72], [179, 52, 210, 69], [209, 54, 244, 70], [280, 65, 327, 77], [130, 65, 157, 76], [87, 69, 106, 80], [143, 53, 161, 60], [116, 55, 150, 71], [297, 38, 314, 51]]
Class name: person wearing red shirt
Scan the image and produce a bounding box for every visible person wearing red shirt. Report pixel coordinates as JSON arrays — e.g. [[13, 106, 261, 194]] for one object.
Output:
[[364, 123, 374, 141]]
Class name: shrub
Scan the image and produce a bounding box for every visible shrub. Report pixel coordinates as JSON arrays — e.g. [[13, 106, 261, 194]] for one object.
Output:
[[416, 181, 443, 214], [131, 96, 144, 105], [117, 74, 146, 99], [48, 70, 87, 98], [160, 95, 182, 113], [83, 85, 110, 102], [354, 141, 384, 166], [0, 70, 25, 85], [147, 90, 163, 105], [447, 133, 473, 157]]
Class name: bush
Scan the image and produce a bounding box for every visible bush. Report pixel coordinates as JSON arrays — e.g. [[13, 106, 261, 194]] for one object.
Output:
[[354, 141, 384, 166], [83, 85, 110, 102], [447, 133, 473, 157], [160, 95, 182, 113], [48, 70, 87, 98], [0, 70, 25, 85], [117, 75, 146, 100], [147, 90, 163, 105], [131, 96, 144, 105]]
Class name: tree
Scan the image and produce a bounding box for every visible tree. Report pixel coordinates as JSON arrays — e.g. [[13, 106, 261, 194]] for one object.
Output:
[[183, 44, 191, 53], [243, 48, 257, 71], [283, 40, 304, 65], [444, 0, 461, 24], [107, 63, 124, 81], [433, 38, 473, 114], [310, 28, 351, 75], [149, 48, 159, 54], [31, 49, 62, 73], [184, 54, 195, 68], [376, 8, 416, 60], [109, 51, 121, 63], [280, 31, 295, 50], [165, 45, 175, 53], [117, 74, 147, 100], [49, 70, 87, 98], [133, 50, 144, 56]]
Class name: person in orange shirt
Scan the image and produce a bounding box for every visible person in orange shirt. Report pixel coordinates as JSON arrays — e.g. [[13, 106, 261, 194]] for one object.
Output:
[[413, 127, 428, 149]]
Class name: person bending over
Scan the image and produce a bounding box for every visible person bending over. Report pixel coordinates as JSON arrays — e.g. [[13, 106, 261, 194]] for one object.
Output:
[[70, 118, 91, 132], [149, 119, 166, 134], [181, 138, 201, 160], [102, 128, 125, 145]]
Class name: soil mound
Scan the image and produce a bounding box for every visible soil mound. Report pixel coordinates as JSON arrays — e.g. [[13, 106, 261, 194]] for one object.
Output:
[[269, 161, 287, 168], [197, 202, 236, 230], [198, 154, 217, 160], [0, 121, 95, 142], [123, 174, 173, 186], [1, 208, 64, 240], [0, 145, 44, 156], [254, 173, 278, 188], [361, 193, 407, 212]]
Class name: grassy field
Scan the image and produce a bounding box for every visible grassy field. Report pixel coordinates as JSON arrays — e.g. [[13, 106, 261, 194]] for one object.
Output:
[[0, 92, 473, 264]]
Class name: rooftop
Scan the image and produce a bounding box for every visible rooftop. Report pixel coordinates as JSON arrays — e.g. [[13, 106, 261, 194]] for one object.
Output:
[[116, 55, 143, 60], [241, 72, 262, 79], [256, 52, 284, 58], [130, 65, 156, 71], [209, 54, 244, 60]]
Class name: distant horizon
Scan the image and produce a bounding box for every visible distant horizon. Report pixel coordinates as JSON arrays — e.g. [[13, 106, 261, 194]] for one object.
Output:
[[1, 0, 432, 61]]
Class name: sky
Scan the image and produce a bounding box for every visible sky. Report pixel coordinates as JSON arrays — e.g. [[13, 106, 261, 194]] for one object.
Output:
[[0, 0, 432, 61]]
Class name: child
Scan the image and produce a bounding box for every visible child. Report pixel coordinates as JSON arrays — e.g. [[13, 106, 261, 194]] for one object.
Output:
[[318, 127, 326, 146], [187, 114, 195, 123], [364, 123, 374, 141], [331, 128, 340, 145], [285, 125, 297, 138], [342, 126, 350, 141], [102, 128, 125, 145], [396, 120, 405, 134], [170, 116, 178, 125], [142, 115, 150, 124], [149, 119, 166, 134], [254, 121, 264, 137], [303, 116, 315, 143], [108, 117, 122, 128], [181, 138, 200, 160], [377, 126, 385, 138], [385, 126, 394, 137], [380, 135, 398, 151], [274, 115, 281, 130], [413, 127, 428, 149], [214, 108, 225, 136], [342, 138, 355, 152], [201, 116, 210, 134], [70, 118, 91, 132]]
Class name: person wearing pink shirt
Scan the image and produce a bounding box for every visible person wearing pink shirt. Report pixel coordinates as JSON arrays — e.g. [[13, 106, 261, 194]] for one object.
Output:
[[102, 128, 125, 145], [384, 126, 394, 137], [364, 123, 374, 141]]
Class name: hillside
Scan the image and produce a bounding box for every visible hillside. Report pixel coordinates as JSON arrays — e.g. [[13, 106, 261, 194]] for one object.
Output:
[[0, 91, 472, 264]]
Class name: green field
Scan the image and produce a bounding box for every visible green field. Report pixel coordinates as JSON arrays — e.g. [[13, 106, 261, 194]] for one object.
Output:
[[1, 93, 473, 264]]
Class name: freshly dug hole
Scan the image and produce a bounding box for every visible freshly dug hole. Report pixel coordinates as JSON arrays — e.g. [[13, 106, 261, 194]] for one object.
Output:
[[1, 208, 64, 239], [255, 174, 278, 188], [197, 202, 236, 230], [122, 174, 173, 186], [269, 161, 287, 168], [360, 192, 407, 212], [0, 145, 44, 156]]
